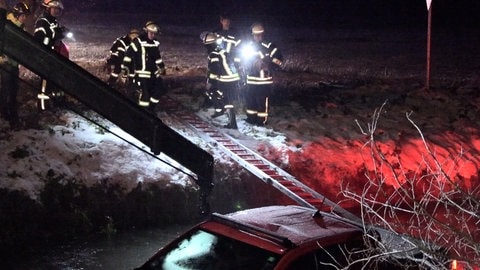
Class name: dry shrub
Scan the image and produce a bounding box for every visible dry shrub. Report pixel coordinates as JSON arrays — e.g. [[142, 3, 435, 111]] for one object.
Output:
[[342, 101, 480, 269]]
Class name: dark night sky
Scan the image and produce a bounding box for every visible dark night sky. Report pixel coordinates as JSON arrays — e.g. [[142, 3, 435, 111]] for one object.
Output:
[[62, 0, 480, 29]]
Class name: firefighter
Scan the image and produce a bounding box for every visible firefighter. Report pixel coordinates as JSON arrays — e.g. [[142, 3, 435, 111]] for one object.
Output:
[[123, 21, 166, 112], [241, 23, 283, 126], [212, 11, 241, 56], [202, 32, 240, 129], [212, 11, 242, 108], [34, 0, 67, 111], [104, 28, 140, 95], [0, 2, 31, 128]]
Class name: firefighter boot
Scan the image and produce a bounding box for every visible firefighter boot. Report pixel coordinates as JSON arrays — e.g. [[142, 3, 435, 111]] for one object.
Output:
[[246, 114, 256, 125], [225, 109, 238, 129]]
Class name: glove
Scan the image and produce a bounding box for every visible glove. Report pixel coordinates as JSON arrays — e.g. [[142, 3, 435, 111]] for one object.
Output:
[[272, 58, 282, 66], [0, 55, 9, 65], [59, 26, 69, 39], [155, 67, 166, 77], [121, 65, 130, 77]]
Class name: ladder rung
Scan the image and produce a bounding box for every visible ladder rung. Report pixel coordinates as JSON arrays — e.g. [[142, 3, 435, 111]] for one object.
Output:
[[287, 186, 303, 192], [296, 192, 314, 198], [278, 180, 293, 186], [306, 198, 324, 205]]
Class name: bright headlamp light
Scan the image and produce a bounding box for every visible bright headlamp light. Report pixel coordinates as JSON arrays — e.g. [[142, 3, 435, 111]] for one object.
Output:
[[241, 44, 256, 62]]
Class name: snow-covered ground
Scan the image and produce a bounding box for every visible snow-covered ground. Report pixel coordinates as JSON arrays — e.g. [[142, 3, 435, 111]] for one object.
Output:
[[1, 10, 480, 221], [1, 9, 480, 267]]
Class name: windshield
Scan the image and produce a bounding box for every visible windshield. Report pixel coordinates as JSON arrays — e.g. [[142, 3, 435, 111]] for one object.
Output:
[[141, 229, 280, 269]]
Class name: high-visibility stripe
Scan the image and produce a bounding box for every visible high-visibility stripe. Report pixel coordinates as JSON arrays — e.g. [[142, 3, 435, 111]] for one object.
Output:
[[218, 73, 240, 82], [139, 100, 149, 107], [37, 93, 50, 100], [139, 40, 160, 47], [246, 75, 273, 85], [209, 73, 240, 82]]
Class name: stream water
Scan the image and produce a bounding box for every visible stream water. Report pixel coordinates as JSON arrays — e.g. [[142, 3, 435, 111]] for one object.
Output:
[[16, 223, 194, 270]]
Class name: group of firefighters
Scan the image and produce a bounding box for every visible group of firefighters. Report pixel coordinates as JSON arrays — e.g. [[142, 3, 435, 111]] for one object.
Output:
[[105, 12, 284, 129], [0, 0, 67, 127], [0, 1, 284, 130], [105, 21, 166, 113], [201, 13, 284, 128]]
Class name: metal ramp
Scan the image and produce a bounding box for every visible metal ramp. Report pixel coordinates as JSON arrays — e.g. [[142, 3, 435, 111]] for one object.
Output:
[[160, 96, 359, 221], [0, 9, 213, 212]]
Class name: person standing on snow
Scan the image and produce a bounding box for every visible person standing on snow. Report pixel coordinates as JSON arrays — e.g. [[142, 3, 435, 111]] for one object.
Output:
[[241, 22, 283, 126], [0, 2, 31, 128], [104, 28, 140, 95], [201, 32, 240, 129], [34, 0, 68, 111], [212, 11, 241, 57], [211, 11, 243, 109], [123, 21, 166, 112]]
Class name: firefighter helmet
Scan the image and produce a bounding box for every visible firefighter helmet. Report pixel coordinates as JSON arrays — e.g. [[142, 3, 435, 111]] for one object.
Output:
[[12, 2, 31, 17], [42, 0, 64, 10], [144, 21, 159, 33], [251, 23, 264, 35], [129, 28, 140, 35], [128, 28, 140, 39]]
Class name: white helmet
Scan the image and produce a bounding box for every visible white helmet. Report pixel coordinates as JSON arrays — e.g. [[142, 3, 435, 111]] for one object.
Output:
[[251, 23, 264, 35], [42, 0, 64, 10], [144, 21, 160, 33]]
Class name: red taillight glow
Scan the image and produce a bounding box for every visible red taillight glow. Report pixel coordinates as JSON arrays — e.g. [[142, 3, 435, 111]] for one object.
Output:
[[451, 259, 458, 270], [451, 260, 480, 270]]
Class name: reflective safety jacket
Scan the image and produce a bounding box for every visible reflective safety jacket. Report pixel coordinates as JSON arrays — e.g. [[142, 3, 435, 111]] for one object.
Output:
[[107, 35, 131, 67], [213, 28, 241, 55], [34, 12, 64, 48], [243, 40, 283, 85], [207, 47, 240, 84], [123, 33, 165, 79]]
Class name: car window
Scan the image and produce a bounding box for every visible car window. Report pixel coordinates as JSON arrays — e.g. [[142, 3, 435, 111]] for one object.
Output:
[[142, 229, 280, 270]]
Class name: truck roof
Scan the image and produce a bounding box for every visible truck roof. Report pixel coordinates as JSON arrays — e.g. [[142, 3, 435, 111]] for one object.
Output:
[[221, 205, 363, 246]]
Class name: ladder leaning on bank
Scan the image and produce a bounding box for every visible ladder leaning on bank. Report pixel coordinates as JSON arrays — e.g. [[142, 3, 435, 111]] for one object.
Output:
[[159, 96, 360, 222]]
